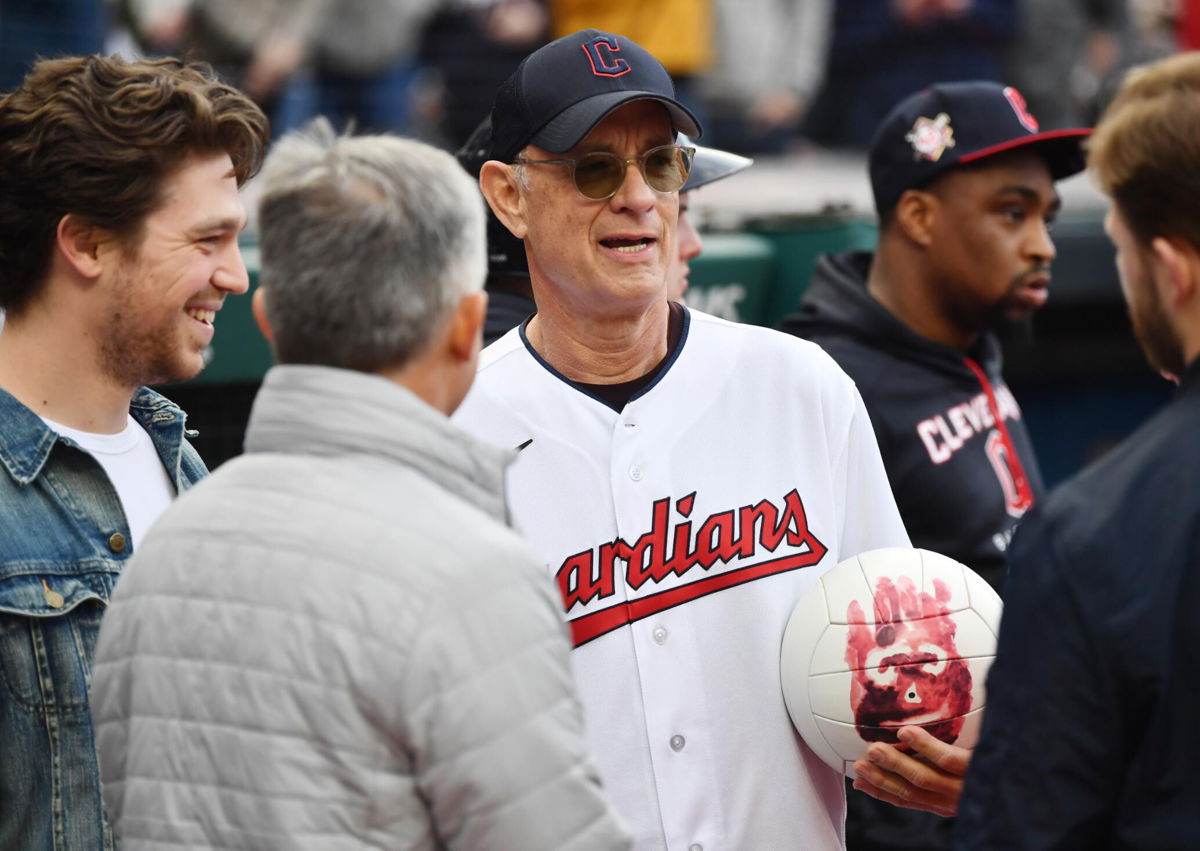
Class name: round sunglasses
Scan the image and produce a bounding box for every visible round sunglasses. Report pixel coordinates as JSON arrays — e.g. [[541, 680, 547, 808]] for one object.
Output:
[[513, 144, 696, 201]]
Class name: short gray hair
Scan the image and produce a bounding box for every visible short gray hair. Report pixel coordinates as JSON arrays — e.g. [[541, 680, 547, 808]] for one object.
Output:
[[256, 119, 486, 371]]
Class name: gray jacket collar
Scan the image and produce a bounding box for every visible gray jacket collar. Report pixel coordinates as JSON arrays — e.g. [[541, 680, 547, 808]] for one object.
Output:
[[245, 365, 516, 523]]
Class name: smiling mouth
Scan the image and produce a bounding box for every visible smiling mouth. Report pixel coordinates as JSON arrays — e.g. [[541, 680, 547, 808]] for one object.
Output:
[[601, 237, 654, 253], [186, 308, 216, 325]]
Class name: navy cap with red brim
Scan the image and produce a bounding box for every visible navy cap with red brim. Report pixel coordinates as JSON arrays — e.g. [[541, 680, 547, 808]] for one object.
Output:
[[869, 80, 1091, 216]]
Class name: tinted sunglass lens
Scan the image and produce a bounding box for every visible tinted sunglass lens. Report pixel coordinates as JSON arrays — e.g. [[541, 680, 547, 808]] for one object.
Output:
[[574, 153, 624, 199], [644, 146, 690, 192]]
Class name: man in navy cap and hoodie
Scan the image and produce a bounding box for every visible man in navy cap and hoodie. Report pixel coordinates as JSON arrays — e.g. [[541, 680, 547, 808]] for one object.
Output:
[[454, 29, 916, 850], [779, 82, 1088, 850]]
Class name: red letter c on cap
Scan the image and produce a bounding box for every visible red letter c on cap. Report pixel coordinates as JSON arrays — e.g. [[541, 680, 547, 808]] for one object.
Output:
[[1003, 87, 1039, 133], [582, 37, 631, 78]]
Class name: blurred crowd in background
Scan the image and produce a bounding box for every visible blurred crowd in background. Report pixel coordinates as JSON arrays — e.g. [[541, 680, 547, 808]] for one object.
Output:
[[3, 0, 1199, 161]]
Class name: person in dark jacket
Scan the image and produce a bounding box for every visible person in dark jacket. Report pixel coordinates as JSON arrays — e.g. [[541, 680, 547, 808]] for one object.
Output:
[[954, 51, 1200, 849], [456, 115, 537, 345], [779, 81, 1089, 851]]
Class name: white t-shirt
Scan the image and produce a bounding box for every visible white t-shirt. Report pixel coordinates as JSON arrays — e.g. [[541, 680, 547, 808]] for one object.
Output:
[[42, 414, 176, 550]]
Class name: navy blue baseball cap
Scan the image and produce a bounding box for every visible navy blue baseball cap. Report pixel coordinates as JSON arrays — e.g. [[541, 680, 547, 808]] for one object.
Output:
[[489, 28, 701, 163], [868, 81, 1090, 216]]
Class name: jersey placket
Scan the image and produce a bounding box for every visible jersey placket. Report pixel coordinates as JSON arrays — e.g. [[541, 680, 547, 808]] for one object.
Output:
[[607, 402, 725, 851]]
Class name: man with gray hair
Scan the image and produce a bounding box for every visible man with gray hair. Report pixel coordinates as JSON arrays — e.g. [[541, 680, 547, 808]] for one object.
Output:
[[89, 120, 631, 851]]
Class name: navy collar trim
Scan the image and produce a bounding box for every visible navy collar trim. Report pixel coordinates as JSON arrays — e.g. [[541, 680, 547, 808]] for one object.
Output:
[[518, 305, 693, 412]]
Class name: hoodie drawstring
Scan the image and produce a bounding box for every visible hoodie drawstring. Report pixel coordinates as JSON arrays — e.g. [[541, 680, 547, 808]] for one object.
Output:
[[963, 356, 1035, 516]]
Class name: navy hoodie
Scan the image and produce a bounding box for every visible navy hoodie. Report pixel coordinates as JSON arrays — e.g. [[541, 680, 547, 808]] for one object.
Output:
[[779, 251, 1044, 594]]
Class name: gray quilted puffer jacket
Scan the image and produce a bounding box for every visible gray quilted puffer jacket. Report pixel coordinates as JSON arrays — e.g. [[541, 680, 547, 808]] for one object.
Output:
[[90, 365, 630, 851]]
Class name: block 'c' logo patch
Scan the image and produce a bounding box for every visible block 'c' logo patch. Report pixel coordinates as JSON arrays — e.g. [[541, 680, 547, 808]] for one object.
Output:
[[1003, 86, 1039, 133], [582, 37, 631, 77]]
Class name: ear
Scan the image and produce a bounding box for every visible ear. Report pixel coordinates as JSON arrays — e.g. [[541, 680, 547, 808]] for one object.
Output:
[[480, 160, 528, 240], [892, 189, 937, 249], [447, 290, 488, 362], [1149, 236, 1198, 307], [56, 214, 109, 279], [252, 287, 274, 344]]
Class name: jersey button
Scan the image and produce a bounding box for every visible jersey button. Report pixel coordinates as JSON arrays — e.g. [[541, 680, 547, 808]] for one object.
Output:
[[689, 845, 704, 851], [652, 626, 668, 644], [628, 465, 643, 482], [107, 532, 127, 553], [669, 734, 685, 752]]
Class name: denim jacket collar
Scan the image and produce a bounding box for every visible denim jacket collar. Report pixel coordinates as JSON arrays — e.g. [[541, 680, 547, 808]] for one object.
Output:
[[0, 386, 193, 487]]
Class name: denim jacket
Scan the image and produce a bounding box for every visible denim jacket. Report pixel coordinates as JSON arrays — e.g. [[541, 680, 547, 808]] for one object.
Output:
[[0, 386, 206, 850]]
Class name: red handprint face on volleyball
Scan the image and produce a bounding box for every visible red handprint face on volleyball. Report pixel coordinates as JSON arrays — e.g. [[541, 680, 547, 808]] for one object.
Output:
[[845, 576, 972, 745]]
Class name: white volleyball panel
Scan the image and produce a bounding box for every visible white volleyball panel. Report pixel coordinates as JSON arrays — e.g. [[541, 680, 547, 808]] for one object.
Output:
[[811, 706, 989, 778], [935, 609, 1002, 659], [806, 715, 855, 773], [818, 554, 876, 625], [807, 658, 992, 728], [964, 655, 997, 709], [857, 547, 926, 588], [807, 670, 856, 724], [808, 623, 854, 676], [916, 548, 972, 609], [963, 566, 1004, 633], [953, 705, 987, 750], [811, 716, 872, 774], [809, 609, 997, 677]]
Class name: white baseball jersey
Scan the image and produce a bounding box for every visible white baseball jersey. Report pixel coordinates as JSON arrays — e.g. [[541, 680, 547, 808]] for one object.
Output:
[[454, 309, 910, 851]]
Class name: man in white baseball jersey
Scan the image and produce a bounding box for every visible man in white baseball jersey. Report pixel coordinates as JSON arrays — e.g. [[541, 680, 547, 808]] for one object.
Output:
[[455, 29, 912, 850]]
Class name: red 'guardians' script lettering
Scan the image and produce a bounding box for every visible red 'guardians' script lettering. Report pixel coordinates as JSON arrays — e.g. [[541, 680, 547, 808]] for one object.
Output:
[[556, 489, 827, 646], [845, 576, 972, 746]]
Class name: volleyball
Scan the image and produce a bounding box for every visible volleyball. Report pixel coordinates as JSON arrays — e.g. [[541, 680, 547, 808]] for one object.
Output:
[[780, 547, 1003, 777]]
